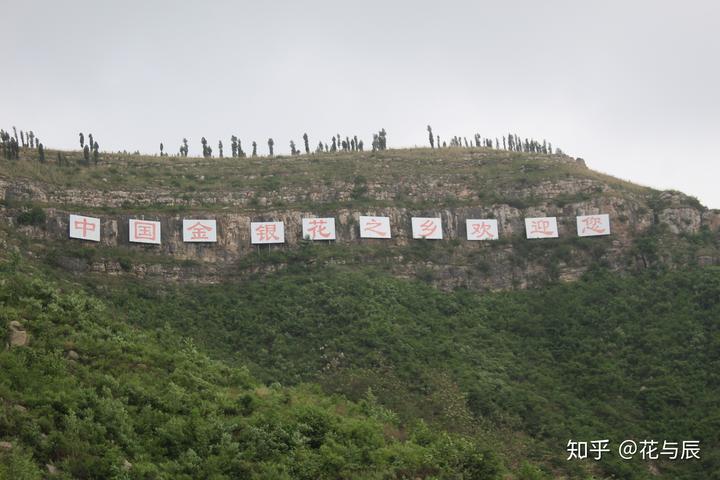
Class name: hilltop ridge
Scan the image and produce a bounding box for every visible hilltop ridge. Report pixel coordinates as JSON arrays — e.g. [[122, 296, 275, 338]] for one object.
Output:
[[0, 147, 718, 289]]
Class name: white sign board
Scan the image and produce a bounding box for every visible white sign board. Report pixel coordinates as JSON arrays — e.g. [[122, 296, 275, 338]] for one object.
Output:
[[129, 219, 161, 244], [411, 217, 443, 239], [466, 219, 499, 241], [183, 219, 217, 242], [525, 217, 559, 239], [251, 221, 284, 244], [302, 218, 336, 240], [359, 216, 391, 239], [69, 214, 101, 242], [577, 214, 611, 237]]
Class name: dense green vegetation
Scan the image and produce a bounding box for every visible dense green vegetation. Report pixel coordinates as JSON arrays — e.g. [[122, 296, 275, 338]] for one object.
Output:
[[98, 265, 720, 479], [0, 260, 505, 479], [2, 250, 718, 479]]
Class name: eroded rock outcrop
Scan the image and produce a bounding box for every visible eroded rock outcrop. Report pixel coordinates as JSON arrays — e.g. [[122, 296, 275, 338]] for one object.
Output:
[[1, 155, 718, 291], [8, 320, 29, 348]]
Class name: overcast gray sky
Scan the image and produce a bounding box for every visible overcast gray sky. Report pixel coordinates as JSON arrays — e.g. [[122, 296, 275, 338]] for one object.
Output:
[[2, 0, 719, 207]]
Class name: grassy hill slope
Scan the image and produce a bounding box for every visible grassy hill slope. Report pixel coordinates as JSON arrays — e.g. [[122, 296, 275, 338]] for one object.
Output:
[[0, 259, 504, 480], [85, 263, 720, 479], [2, 147, 644, 210]]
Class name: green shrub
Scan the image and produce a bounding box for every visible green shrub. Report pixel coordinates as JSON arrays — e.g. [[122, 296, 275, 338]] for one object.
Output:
[[16, 207, 46, 226]]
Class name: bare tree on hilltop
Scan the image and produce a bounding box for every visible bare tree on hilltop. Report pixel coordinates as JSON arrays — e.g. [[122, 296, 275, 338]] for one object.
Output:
[[1, 129, 20, 159], [267, 138, 274, 156], [378, 129, 387, 150], [290, 140, 299, 156], [201, 137, 210, 158], [303, 133, 309, 155], [231, 136, 238, 157], [9, 137, 19, 159]]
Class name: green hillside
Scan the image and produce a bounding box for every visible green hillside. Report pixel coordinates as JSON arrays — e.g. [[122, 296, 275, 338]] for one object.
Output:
[[0, 259, 504, 480], [2, 256, 718, 479], [1, 146, 719, 479], [102, 264, 719, 479]]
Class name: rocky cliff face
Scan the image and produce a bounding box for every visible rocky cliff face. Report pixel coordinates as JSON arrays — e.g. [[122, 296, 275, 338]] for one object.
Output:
[[1, 151, 718, 290]]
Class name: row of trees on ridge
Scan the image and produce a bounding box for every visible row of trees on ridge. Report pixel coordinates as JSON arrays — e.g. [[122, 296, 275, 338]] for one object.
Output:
[[2, 124, 562, 165]]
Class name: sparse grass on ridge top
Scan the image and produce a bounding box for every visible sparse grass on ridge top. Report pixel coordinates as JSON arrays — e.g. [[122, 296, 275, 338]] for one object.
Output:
[[1, 146, 652, 198]]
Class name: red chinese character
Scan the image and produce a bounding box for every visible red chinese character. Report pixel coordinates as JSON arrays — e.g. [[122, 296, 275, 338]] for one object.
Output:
[[530, 219, 554, 236], [186, 221, 213, 240], [255, 223, 279, 241], [307, 219, 332, 239], [364, 218, 387, 236], [419, 219, 438, 237], [134, 221, 157, 241], [581, 216, 606, 234], [74, 218, 96, 238], [471, 222, 494, 239]]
